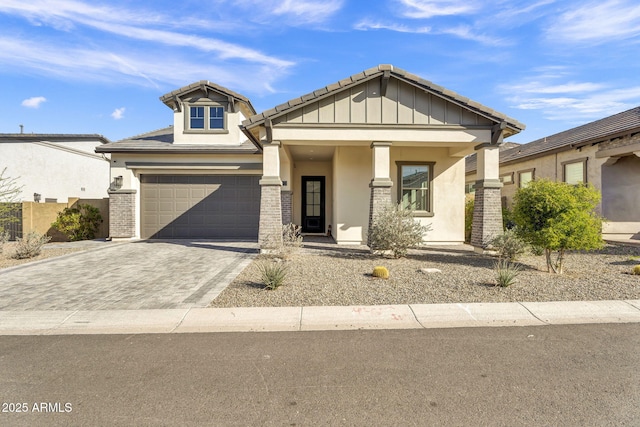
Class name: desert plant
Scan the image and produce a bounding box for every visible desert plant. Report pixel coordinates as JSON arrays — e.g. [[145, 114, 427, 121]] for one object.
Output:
[[489, 229, 527, 261], [0, 167, 23, 233], [282, 223, 303, 248], [512, 179, 603, 274], [633, 265, 640, 276], [0, 229, 9, 254], [256, 260, 287, 290], [372, 266, 389, 279], [464, 198, 474, 243], [51, 204, 103, 241], [530, 244, 545, 256], [12, 231, 51, 259], [368, 203, 432, 258], [494, 259, 521, 287]]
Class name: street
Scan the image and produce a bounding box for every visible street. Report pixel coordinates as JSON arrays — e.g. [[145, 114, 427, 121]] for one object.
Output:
[[1, 324, 638, 426]]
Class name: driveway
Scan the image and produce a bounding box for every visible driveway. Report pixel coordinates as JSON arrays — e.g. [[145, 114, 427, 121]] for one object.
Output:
[[0, 240, 258, 311]]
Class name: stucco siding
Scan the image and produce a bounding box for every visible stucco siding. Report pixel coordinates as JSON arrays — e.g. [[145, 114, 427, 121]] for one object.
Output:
[[333, 146, 371, 244], [0, 140, 109, 203]]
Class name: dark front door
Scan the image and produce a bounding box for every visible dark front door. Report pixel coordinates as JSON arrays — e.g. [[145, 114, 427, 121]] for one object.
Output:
[[301, 176, 325, 233]]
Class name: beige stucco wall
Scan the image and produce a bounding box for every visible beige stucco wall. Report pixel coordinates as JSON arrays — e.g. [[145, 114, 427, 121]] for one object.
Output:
[[390, 147, 466, 243], [601, 154, 640, 237], [172, 100, 249, 145], [333, 146, 371, 244]]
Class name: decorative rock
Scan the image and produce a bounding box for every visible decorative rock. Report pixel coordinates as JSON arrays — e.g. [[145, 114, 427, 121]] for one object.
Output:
[[420, 268, 442, 274]]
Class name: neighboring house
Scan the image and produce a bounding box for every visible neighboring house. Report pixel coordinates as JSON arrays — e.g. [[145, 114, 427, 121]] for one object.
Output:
[[466, 106, 640, 239], [97, 65, 525, 248], [0, 134, 111, 203]]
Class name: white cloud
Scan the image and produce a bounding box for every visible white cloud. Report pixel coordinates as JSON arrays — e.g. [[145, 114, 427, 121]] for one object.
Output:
[[547, 0, 640, 44], [21, 96, 47, 108], [396, 0, 479, 19], [231, 0, 343, 25], [111, 107, 125, 120], [354, 19, 431, 33]]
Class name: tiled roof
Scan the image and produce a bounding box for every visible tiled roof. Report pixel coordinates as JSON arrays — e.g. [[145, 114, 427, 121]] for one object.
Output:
[[0, 133, 110, 144], [466, 106, 640, 173], [242, 64, 526, 133], [95, 126, 260, 154], [159, 80, 255, 113]]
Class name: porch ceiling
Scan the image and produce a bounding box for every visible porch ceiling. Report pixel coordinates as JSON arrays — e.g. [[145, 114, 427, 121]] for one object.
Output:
[[288, 145, 335, 161]]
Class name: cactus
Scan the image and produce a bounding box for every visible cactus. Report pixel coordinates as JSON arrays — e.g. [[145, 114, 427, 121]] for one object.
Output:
[[633, 265, 640, 276], [372, 266, 389, 279]]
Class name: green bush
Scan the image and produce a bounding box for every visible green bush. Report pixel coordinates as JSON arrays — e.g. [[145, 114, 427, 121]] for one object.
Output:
[[512, 179, 603, 274], [12, 231, 51, 259], [372, 266, 389, 279], [494, 259, 521, 287], [51, 204, 103, 241], [368, 203, 431, 258], [257, 260, 287, 290], [489, 229, 527, 261], [633, 265, 640, 276], [464, 198, 474, 243]]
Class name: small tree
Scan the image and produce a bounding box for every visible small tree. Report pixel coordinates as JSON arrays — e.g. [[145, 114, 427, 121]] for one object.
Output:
[[368, 203, 431, 258], [0, 167, 23, 234], [512, 179, 603, 274], [51, 204, 103, 241]]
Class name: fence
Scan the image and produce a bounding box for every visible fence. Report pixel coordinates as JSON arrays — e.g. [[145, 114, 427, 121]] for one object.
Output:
[[0, 203, 22, 240], [5, 198, 109, 242]]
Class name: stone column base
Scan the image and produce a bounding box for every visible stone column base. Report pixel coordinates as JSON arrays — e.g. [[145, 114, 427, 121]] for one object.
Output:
[[470, 179, 503, 249], [107, 189, 137, 239], [259, 177, 283, 249], [368, 179, 393, 246]]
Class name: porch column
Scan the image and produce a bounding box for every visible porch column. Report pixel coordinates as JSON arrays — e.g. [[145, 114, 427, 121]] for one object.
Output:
[[368, 141, 393, 245], [259, 140, 283, 249], [471, 143, 503, 250]]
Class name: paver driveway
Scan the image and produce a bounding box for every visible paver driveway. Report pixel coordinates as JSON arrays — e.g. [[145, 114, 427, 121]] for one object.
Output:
[[0, 240, 257, 310]]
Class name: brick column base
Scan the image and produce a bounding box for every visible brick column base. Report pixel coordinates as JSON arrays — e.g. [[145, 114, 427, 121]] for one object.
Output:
[[107, 189, 136, 239], [258, 177, 283, 250], [281, 191, 292, 225], [471, 179, 503, 250], [367, 180, 393, 246]]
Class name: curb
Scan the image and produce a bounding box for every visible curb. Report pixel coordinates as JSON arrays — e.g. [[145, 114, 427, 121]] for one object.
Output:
[[1, 300, 639, 335]]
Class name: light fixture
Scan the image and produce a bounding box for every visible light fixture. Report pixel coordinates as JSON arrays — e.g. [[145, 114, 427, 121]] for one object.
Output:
[[114, 176, 123, 189], [33, 193, 41, 203]]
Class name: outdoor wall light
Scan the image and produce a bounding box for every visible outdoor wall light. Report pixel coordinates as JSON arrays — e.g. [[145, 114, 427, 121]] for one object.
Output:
[[33, 193, 41, 203], [114, 176, 123, 189]]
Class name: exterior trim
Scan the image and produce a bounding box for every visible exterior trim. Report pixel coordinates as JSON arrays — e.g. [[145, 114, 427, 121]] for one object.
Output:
[[561, 157, 588, 184], [396, 161, 435, 215]]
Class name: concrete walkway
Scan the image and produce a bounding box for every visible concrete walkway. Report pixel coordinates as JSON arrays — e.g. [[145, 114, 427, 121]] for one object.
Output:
[[1, 300, 639, 335]]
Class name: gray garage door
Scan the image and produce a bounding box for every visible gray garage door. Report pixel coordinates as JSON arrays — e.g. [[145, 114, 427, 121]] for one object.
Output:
[[140, 175, 261, 239]]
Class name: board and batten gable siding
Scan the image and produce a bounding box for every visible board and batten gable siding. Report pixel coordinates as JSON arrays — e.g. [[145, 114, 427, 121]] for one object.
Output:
[[272, 79, 494, 127]]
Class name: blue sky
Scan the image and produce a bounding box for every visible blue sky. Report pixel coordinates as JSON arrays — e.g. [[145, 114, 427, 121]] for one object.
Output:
[[1, 0, 640, 143]]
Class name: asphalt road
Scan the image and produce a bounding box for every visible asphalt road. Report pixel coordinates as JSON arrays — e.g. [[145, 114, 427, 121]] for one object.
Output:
[[1, 324, 638, 426]]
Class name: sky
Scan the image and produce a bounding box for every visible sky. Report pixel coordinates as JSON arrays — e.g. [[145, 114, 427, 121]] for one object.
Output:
[[1, 0, 640, 143]]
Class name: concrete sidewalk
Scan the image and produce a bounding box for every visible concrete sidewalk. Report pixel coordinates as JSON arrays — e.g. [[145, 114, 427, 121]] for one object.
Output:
[[1, 300, 639, 335]]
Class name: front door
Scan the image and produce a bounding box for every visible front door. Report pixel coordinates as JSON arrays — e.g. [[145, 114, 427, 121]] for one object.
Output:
[[301, 176, 325, 233]]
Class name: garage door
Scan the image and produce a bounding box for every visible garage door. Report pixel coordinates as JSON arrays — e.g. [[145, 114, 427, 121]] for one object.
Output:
[[141, 175, 261, 239]]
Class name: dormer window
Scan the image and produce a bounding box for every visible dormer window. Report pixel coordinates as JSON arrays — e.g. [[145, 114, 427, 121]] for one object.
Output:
[[186, 104, 227, 132]]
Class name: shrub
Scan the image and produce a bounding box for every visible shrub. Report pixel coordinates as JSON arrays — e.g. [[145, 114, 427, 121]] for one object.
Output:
[[12, 231, 51, 259], [368, 203, 431, 258], [372, 266, 389, 279], [633, 265, 640, 276], [464, 198, 474, 243], [51, 204, 103, 241], [512, 179, 603, 274], [282, 223, 303, 248], [494, 259, 521, 287], [256, 260, 287, 290], [0, 229, 9, 254], [530, 245, 545, 256], [489, 229, 527, 261]]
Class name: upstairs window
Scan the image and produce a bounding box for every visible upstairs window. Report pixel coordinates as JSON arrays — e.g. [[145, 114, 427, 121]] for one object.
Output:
[[187, 105, 226, 132], [563, 159, 587, 185]]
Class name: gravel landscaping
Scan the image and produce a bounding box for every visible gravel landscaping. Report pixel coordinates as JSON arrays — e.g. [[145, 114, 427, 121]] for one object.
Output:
[[210, 239, 640, 307], [0, 242, 82, 270]]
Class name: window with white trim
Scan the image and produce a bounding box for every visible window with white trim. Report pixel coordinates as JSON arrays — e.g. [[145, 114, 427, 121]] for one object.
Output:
[[187, 105, 226, 132]]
